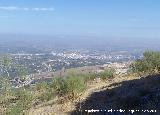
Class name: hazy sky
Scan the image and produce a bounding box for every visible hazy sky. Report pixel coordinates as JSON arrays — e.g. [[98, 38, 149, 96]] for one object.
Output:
[[0, 0, 160, 38]]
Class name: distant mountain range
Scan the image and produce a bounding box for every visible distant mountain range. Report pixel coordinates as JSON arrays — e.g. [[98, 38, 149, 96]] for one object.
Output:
[[0, 34, 160, 53]]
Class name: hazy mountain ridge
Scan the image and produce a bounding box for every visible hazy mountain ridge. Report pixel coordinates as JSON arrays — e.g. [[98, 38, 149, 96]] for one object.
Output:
[[0, 34, 160, 53]]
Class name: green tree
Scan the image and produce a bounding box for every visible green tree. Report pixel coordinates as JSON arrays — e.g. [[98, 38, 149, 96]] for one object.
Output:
[[131, 51, 160, 74]]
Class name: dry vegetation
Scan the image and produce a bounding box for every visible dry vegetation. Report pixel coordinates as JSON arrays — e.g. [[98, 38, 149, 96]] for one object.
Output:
[[1, 51, 160, 115], [0, 68, 115, 115]]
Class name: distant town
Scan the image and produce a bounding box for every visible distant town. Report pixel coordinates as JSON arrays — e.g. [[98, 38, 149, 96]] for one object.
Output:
[[0, 49, 141, 88], [10, 49, 140, 74]]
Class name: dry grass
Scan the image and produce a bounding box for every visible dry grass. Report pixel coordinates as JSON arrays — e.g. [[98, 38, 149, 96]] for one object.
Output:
[[2, 71, 152, 115], [28, 73, 142, 115]]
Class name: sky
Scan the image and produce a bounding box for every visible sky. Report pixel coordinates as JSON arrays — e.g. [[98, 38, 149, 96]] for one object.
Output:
[[0, 0, 160, 38]]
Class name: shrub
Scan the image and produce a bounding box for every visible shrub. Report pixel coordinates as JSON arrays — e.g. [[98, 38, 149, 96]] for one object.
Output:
[[98, 69, 115, 80], [6, 88, 34, 115], [81, 72, 97, 81], [35, 82, 49, 91], [6, 102, 24, 115], [15, 89, 33, 108], [65, 73, 86, 96], [52, 69, 115, 101], [38, 88, 55, 102], [34, 82, 55, 102], [131, 51, 160, 74], [52, 73, 87, 100]]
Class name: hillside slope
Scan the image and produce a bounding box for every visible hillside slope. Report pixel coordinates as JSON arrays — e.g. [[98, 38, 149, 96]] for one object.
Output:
[[71, 74, 160, 115], [29, 74, 144, 115]]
